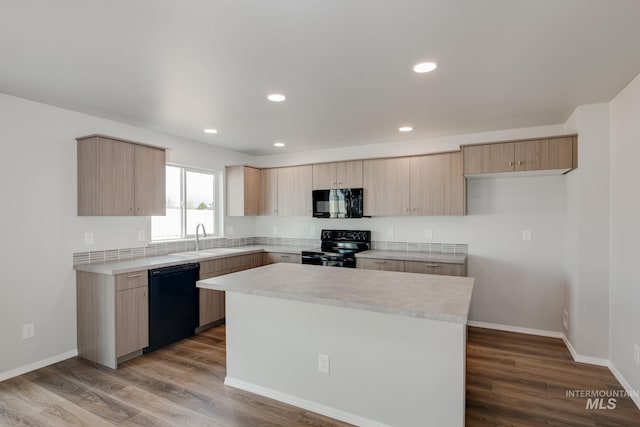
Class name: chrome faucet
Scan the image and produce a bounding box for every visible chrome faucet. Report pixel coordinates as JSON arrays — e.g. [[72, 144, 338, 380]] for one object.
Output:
[[195, 223, 207, 251]]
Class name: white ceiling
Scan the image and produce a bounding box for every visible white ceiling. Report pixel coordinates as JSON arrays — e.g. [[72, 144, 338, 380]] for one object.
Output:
[[1, 1, 640, 155]]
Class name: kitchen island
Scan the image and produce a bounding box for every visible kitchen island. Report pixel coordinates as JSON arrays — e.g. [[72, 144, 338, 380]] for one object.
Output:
[[198, 263, 474, 427]]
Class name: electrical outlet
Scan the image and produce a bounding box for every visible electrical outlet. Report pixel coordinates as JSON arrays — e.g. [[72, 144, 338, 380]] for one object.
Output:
[[226, 226, 234, 235], [84, 232, 94, 245], [634, 344, 640, 365], [318, 354, 330, 374], [386, 228, 394, 238], [425, 228, 433, 239], [138, 230, 145, 241], [522, 229, 532, 241], [273, 225, 279, 235], [310, 226, 316, 236], [22, 323, 35, 340], [563, 310, 569, 330]]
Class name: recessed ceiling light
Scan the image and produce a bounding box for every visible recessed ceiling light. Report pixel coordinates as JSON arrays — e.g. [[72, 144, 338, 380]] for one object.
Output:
[[413, 62, 437, 73], [204, 128, 218, 134], [273, 142, 286, 147], [267, 94, 286, 102], [399, 126, 413, 132]]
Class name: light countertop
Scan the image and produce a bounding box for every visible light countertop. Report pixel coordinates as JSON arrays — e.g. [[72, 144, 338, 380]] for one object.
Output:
[[198, 263, 474, 324], [74, 245, 310, 275]]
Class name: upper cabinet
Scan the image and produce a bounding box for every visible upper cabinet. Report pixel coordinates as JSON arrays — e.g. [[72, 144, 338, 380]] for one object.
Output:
[[364, 152, 465, 216], [363, 157, 411, 216], [226, 166, 261, 216], [462, 135, 577, 176], [77, 135, 165, 216], [277, 165, 312, 216], [312, 160, 363, 189], [260, 168, 278, 216]]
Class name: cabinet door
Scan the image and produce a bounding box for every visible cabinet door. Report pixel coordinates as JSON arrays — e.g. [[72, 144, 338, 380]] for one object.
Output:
[[226, 166, 261, 216], [116, 286, 149, 357], [134, 145, 166, 216], [463, 143, 515, 175], [199, 288, 225, 326], [244, 167, 261, 216], [263, 252, 300, 264], [260, 168, 278, 216], [404, 261, 465, 277], [410, 152, 464, 216], [357, 258, 404, 272], [277, 165, 312, 216], [336, 160, 363, 188], [363, 158, 410, 216], [78, 137, 135, 215], [514, 137, 574, 172], [312, 163, 337, 190]]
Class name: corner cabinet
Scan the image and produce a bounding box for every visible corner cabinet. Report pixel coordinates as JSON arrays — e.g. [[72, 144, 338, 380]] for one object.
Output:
[[77, 270, 149, 369], [462, 135, 577, 176], [226, 166, 262, 216], [77, 135, 165, 216]]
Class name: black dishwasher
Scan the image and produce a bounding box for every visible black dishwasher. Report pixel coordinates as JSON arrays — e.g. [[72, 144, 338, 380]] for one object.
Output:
[[144, 263, 200, 354]]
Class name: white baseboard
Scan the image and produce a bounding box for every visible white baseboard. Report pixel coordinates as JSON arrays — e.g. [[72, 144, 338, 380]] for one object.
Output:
[[560, 334, 609, 367], [224, 377, 391, 427], [608, 362, 640, 410], [0, 349, 78, 382], [467, 320, 564, 338]]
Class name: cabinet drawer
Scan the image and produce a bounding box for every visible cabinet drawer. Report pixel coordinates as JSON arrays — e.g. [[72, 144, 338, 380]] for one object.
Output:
[[263, 252, 300, 264], [200, 259, 224, 276], [115, 270, 148, 291], [404, 261, 465, 277], [357, 258, 404, 272]]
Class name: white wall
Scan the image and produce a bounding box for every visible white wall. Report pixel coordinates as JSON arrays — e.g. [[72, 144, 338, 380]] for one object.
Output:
[[0, 92, 253, 376], [609, 73, 640, 393], [562, 104, 610, 360]]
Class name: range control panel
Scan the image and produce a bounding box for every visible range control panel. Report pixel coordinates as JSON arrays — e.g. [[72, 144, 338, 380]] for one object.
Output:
[[321, 230, 371, 242]]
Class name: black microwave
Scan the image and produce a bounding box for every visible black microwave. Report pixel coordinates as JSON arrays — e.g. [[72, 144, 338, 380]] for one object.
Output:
[[312, 188, 364, 218]]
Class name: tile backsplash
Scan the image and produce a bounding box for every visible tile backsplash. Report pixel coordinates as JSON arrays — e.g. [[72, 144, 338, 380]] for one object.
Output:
[[73, 237, 467, 266]]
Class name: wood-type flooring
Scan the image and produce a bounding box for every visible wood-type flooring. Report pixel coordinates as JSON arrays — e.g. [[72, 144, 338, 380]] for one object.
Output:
[[1, 325, 639, 426]]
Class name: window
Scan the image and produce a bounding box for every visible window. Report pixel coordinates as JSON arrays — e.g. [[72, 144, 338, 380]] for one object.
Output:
[[151, 165, 220, 240]]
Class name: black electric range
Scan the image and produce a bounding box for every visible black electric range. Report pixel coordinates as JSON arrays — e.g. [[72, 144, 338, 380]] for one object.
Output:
[[301, 229, 371, 268]]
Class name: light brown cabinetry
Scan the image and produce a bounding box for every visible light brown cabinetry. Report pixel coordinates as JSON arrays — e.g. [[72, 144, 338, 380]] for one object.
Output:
[[356, 258, 405, 272], [277, 165, 313, 216], [462, 135, 576, 176], [262, 252, 301, 264], [312, 160, 363, 189], [409, 152, 465, 216], [77, 135, 165, 216], [403, 260, 467, 277], [198, 253, 262, 327], [260, 168, 279, 216], [77, 269, 149, 369], [363, 153, 464, 216], [357, 258, 467, 277], [226, 166, 262, 216], [363, 157, 411, 216]]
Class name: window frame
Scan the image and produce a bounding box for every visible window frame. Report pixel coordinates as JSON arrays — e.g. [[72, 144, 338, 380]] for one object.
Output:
[[151, 163, 222, 241]]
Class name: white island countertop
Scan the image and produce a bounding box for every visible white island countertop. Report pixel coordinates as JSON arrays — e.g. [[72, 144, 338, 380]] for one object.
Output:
[[198, 263, 474, 324]]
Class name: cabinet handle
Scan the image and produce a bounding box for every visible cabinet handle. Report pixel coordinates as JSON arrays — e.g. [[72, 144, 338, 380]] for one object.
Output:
[[424, 264, 440, 268], [127, 273, 143, 278], [281, 255, 290, 258], [374, 260, 386, 264], [518, 161, 524, 166], [412, 208, 417, 212], [508, 161, 514, 166]]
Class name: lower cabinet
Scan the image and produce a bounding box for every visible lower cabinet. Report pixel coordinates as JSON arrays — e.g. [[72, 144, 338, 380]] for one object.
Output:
[[262, 252, 301, 264], [198, 253, 263, 327], [356, 258, 404, 272], [357, 258, 467, 276], [77, 269, 149, 369]]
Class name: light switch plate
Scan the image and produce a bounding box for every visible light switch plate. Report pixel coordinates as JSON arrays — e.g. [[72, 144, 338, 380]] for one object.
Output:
[[522, 230, 532, 241], [138, 230, 145, 241], [318, 354, 330, 374]]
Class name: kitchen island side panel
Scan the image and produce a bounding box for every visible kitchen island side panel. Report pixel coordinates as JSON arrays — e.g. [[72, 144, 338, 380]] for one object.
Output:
[[224, 292, 465, 427]]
